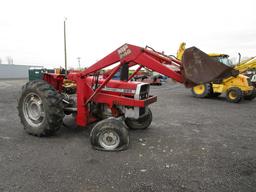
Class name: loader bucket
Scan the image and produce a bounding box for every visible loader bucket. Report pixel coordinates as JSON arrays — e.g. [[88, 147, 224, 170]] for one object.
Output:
[[181, 47, 239, 87]]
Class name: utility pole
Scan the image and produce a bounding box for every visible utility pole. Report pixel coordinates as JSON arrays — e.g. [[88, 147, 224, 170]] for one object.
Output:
[[238, 53, 241, 64], [64, 18, 68, 77], [77, 57, 81, 69]]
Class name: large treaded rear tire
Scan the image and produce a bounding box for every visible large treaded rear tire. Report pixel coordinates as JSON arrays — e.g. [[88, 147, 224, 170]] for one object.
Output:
[[17, 80, 64, 136], [125, 108, 152, 130]]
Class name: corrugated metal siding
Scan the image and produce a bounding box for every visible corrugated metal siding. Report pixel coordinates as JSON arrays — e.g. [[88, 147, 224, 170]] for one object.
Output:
[[0, 64, 29, 79]]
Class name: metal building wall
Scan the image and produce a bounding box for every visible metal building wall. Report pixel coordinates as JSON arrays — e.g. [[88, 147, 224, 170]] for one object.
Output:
[[0, 64, 29, 79]]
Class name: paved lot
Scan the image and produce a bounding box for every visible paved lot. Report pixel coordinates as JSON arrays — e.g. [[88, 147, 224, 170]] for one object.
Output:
[[0, 79, 255, 192]]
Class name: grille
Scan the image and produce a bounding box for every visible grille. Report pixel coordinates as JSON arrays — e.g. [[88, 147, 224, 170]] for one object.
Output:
[[139, 84, 149, 100], [138, 84, 149, 116]]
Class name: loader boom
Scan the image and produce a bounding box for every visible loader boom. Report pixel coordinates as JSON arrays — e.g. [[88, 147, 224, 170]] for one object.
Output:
[[235, 56, 256, 73], [76, 44, 184, 83]]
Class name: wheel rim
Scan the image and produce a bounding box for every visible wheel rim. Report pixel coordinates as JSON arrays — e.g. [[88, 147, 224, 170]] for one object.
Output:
[[23, 93, 45, 127], [193, 84, 205, 95], [228, 91, 237, 100], [98, 130, 120, 150]]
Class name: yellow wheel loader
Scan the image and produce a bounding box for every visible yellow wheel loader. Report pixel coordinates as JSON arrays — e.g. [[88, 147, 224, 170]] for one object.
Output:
[[177, 43, 256, 103]]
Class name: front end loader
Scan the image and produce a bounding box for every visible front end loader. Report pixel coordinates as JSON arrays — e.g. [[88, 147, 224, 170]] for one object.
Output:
[[18, 43, 233, 151], [178, 42, 256, 103]]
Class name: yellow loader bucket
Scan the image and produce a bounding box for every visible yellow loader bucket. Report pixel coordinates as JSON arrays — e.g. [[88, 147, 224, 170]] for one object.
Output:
[[181, 47, 239, 87]]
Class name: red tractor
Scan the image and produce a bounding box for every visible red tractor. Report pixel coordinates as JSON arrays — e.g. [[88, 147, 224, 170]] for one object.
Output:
[[17, 44, 235, 151]]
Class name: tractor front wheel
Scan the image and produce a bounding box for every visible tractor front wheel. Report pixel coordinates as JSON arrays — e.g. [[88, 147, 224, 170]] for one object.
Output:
[[226, 87, 243, 103], [17, 80, 64, 136], [90, 118, 129, 151], [125, 108, 152, 130]]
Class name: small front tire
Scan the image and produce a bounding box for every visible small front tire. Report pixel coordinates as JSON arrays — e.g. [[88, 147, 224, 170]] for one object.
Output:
[[90, 118, 129, 151], [125, 108, 152, 130]]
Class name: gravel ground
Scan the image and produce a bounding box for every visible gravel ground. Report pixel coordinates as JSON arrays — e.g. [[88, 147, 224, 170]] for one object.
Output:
[[0, 79, 255, 192]]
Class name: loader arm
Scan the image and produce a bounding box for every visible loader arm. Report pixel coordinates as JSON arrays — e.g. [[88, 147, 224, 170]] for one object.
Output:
[[235, 56, 256, 73], [78, 44, 183, 83]]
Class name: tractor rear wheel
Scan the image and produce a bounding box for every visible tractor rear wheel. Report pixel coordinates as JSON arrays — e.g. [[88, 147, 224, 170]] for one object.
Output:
[[191, 83, 212, 98], [226, 87, 243, 103], [17, 80, 64, 136], [244, 88, 256, 100], [125, 108, 152, 130], [90, 118, 129, 151]]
